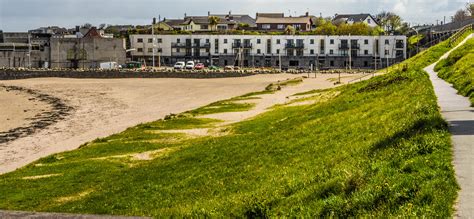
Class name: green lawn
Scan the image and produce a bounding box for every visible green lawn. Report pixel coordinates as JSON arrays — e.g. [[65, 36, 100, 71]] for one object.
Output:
[[0, 37, 463, 217], [435, 38, 474, 105]]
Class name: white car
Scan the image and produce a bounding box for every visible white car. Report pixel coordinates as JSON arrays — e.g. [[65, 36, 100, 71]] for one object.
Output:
[[185, 61, 195, 70], [174, 62, 185, 70]]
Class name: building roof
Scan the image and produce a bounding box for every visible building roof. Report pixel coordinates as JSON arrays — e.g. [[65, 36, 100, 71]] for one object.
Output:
[[184, 16, 236, 25], [211, 14, 257, 27], [333, 13, 376, 24], [256, 13, 285, 19], [163, 19, 186, 27], [256, 16, 312, 24]]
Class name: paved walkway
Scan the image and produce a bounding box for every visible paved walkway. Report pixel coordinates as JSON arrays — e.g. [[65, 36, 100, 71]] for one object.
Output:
[[424, 33, 474, 218]]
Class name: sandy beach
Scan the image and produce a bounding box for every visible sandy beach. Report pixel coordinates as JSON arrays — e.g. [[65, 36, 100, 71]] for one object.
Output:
[[0, 73, 366, 174]]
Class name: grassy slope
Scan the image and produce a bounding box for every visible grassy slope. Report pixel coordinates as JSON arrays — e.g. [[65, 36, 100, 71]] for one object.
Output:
[[0, 40, 461, 217], [435, 38, 474, 105]]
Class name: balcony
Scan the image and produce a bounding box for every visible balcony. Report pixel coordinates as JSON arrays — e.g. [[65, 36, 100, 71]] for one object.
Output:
[[171, 42, 211, 48], [396, 42, 405, 49], [285, 43, 305, 49], [338, 43, 360, 50], [232, 43, 253, 48]]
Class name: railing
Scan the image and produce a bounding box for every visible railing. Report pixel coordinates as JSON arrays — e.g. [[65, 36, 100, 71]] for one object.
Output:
[[338, 44, 360, 50], [171, 43, 211, 48], [232, 43, 253, 48], [449, 24, 474, 46], [285, 43, 305, 49]]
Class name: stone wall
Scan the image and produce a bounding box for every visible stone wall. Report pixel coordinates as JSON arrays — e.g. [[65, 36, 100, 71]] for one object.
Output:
[[0, 70, 255, 80]]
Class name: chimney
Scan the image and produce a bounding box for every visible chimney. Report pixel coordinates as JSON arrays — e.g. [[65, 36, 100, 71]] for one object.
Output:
[[305, 12, 309, 17], [208, 11, 210, 16], [256, 13, 259, 19], [184, 13, 187, 18], [229, 11, 232, 16], [75, 25, 80, 33], [153, 17, 156, 25]]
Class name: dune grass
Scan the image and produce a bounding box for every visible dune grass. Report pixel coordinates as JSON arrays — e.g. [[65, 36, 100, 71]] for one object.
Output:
[[435, 38, 474, 105], [0, 37, 462, 217]]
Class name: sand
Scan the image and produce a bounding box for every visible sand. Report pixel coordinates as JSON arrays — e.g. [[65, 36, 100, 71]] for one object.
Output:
[[0, 86, 52, 133], [0, 73, 369, 174]]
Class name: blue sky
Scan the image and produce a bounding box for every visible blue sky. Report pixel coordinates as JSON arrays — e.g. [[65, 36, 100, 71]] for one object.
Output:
[[0, 0, 469, 31]]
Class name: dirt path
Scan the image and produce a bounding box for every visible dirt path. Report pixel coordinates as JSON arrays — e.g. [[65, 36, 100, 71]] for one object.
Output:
[[0, 73, 359, 175], [424, 33, 474, 218], [201, 73, 368, 125]]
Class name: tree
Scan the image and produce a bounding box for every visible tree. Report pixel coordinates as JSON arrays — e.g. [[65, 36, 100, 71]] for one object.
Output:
[[99, 23, 107, 30], [82, 23, 92, 29], [285, 25, 296, 35], [208, 16, 220, 31], [453, 9, 469, 22], [313, 22, 337, 35], [376, 11, 402, 33], [467, 3, 474, 17]]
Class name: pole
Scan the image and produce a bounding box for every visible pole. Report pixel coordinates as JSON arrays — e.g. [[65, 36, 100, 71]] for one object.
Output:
[[152, 20, 155, 68], [28, 33, 31, 68], [348, 33, 352, 70], [279, 53, 282, 72], [374, 36, 377, 72]]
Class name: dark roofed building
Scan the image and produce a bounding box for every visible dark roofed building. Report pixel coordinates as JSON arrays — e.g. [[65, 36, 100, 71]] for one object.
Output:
[[333, 13, 379, 28], [256, 14, 313, 31]]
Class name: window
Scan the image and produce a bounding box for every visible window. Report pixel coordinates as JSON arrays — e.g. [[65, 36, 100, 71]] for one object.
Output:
[[330, 60, 334, 66], [176, 48, 180, 53], [157, 48, 162, 53], [177, 39, 181, 43], [364, 50, 369, 55], [137, 38, 143, 43], [364, 61, 369, 67], [276, 39, 281, 44], [157, 38, 162, 43], [224, 49, 228, 54], [206, 39, 210, 43], [310, 49, 314, 55], [201, 25, 208, 30], [364, 39, 369, 44], [137, 48, 143, 52], [385, 50, 389, 55], [367, 19, 371, 24], [276, 49, 280, 54], [257, 39, 261, 44], [262, 24, 271, 29], [385, 39, 390, 45], [277, 24, 285, 30], [330, 39, 334, 44], [329, 49, 334, 55], [310, 39, 315, 44], [148, 38, 153, 43], [206, 48, 210, 53], [257, 49, 261, 54], [224, 39, 228, 44], [148, 48, 153, 53]]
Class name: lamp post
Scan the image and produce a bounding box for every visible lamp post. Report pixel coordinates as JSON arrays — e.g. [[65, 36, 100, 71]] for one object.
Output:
[[152, 18, 156, 69]]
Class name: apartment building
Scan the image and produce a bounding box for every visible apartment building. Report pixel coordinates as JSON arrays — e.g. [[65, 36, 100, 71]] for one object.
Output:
[[129, 34, 406, 69]]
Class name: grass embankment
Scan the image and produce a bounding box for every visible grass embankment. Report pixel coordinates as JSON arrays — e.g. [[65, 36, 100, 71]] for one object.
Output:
[[0, 41, 460, 217], [435, 38, 474, 105]]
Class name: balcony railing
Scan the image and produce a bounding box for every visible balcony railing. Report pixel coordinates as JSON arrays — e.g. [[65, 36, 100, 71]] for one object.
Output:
[[396, 42, 405, 49], [232, 43, 253, 48], [285, 43, 305, 49], [171, 42, 211, 48], [338, 44, 360, 50]]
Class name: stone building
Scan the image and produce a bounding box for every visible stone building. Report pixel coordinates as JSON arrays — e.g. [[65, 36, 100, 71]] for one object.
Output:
[[50, 28, 126, 68], [0, 32, 51, 68]]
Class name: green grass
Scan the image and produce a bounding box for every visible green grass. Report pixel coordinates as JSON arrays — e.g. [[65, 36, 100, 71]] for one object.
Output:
[[0, 38, 462, 217], [435, 38, 474, 105]]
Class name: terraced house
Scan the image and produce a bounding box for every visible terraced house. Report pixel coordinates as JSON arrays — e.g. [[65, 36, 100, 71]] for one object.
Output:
[[129, 34, 406, 69]]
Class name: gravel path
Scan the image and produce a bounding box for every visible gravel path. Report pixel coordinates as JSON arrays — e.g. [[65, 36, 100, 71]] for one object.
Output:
[[424, 33, 474, 218]]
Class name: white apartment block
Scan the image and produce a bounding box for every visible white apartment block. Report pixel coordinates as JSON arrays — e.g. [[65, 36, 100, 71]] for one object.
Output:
[[130, 34, 406, 69]]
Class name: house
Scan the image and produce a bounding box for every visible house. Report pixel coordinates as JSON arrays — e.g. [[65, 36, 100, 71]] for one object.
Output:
[[333, 14, 379, 28], [160, 13, 256, 32], [256, 13, 313, 31], [130, 34, 406, 69]]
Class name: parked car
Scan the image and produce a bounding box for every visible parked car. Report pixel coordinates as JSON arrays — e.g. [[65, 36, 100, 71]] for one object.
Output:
[[174, 62, 185, 70], [194, 63, 205, 70], [186, 61, 195, 70], [224, 66, 234, 71], [99, 62, 119, 70], [208, 65, 220, 70]]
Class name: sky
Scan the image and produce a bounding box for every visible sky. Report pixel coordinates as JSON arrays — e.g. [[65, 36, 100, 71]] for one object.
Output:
[[0, 0, 470, 32]]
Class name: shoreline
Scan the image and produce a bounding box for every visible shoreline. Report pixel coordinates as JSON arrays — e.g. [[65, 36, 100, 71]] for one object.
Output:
[[0, 85, 73, 144]]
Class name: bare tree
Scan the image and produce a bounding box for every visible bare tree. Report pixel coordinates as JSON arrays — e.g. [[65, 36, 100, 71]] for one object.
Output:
[[467, 3, 474, 17], [453, 9, 469, 22]]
